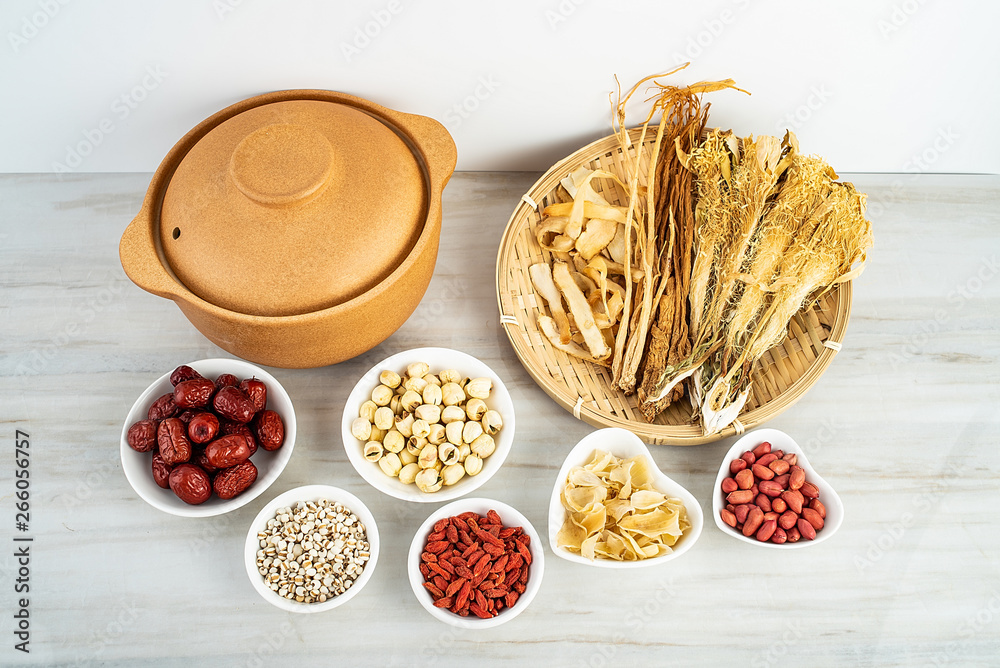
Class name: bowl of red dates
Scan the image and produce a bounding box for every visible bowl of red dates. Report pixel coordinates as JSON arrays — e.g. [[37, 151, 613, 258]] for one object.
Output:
[[120, 359, 296, 517]]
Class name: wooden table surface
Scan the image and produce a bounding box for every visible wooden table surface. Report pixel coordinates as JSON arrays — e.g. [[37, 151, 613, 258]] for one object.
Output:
[[1, 172, 998, 667]]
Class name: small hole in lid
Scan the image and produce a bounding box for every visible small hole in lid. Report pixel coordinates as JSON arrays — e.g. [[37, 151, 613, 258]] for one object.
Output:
[[172, 227, 181, 240]]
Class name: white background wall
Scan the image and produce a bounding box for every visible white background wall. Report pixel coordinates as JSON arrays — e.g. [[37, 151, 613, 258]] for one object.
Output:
[[0, 0, 996, 174]]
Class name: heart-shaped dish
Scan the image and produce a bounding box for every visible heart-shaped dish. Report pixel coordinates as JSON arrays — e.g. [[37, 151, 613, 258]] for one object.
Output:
[[712, 428, 844, 548], [548, 428, 703, 568]]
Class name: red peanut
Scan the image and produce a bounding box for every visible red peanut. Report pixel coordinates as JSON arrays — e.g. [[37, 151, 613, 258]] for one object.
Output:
[[742, 507, 764, 537], [801, 507, 825, 531], [755, 519, 777, 542], [727, 490, 754, 505], [796, 518, 817, 541]]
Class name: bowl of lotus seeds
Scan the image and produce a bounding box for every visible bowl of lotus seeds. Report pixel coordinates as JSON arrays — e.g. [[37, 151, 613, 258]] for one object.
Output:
[[341, 347, 516, 503]]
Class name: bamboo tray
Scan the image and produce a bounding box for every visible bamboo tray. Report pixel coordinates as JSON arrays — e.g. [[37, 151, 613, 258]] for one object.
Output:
[[495, 129, 852, 445]]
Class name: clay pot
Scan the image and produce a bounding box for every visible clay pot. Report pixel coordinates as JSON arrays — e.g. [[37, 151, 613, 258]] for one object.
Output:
[[120, 90, 456, 368]]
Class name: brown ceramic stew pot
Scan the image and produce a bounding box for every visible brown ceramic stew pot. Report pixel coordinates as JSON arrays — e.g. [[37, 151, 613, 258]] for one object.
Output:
[[120, 90, 457, 368]]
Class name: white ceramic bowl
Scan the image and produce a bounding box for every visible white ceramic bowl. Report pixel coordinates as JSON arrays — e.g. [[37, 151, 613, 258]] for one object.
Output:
[[548, 428, 704, 568], [244, 485, 380, 613], [120, 358, 296, 517], [342, 347, 515, 503], [712, 428, 844, 548], [407, 498, 543, 628]]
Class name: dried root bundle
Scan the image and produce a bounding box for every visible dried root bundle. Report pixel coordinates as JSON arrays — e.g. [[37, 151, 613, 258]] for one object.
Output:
[[679, 133, 872, 434], [527, 66, 872, 435]]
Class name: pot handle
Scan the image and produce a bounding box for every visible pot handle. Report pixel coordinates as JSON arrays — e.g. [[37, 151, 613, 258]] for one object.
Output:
[[119, 204, 179, 300], [397, 112, 458, 192]]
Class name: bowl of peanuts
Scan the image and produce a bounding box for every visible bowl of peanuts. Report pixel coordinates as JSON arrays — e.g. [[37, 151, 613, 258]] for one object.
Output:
[[407, 498, 544, 628], [713, 428, 844, 548], [341, 347, 515, 503]]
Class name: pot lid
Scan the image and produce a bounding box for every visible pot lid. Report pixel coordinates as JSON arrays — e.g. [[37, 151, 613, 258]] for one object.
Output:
[[159, 98, 428, 317]]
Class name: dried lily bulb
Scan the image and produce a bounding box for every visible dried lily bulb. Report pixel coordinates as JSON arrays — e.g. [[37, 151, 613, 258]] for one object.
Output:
[[414, 404, 441, 424], [439, 369, 461, 384], [404, 376, 428, 394], [427, 423, 446, 446], [374, 406, 394, 431], [462, 420, 483, 444], [399, 447, 417, 466], [442, 463, 465, 486], [358, 401, 377, 422], [351, 418, 372, 442], [465, 378, 492, 400], [399, 463, 420, 484], [406, 362, 430, 379], [363, 441, 383, 462], [412, 418, 431, 440], [438, 442, 461, 466], [445, 421, 464, 446], [415, 468, 443, 493], [441, 382, 466, 407], [481, 410, 503, 435], [395, 412, 415, 438], [378, 452, 402, 477], [379, 370, 401, 389], [422, 383, 443, 406], [406, 435, 427, 456], [418, 443, 438, 469], [465, 398, 487, 422], [383, 430, 405, 454], [470, 434, 495, 458], [371, 385, 393, 407], [400, 390, 422, 413], [464, 455, 483, 476], [441, 405, 466, 424]]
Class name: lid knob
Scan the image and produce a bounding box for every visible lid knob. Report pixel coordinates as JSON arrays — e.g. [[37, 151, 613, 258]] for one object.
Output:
[[230, 123, 334, 206]]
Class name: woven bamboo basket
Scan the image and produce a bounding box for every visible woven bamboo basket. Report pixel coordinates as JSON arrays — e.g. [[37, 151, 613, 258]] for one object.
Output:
[[495, 128, 853, 445]]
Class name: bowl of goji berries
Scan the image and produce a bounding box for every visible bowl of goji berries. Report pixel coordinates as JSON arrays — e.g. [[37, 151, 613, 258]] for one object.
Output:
[[407, 498, 544, 628]]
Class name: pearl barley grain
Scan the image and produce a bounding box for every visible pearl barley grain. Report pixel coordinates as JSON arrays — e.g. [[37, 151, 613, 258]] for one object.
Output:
[[255, 500, 370, 604]]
